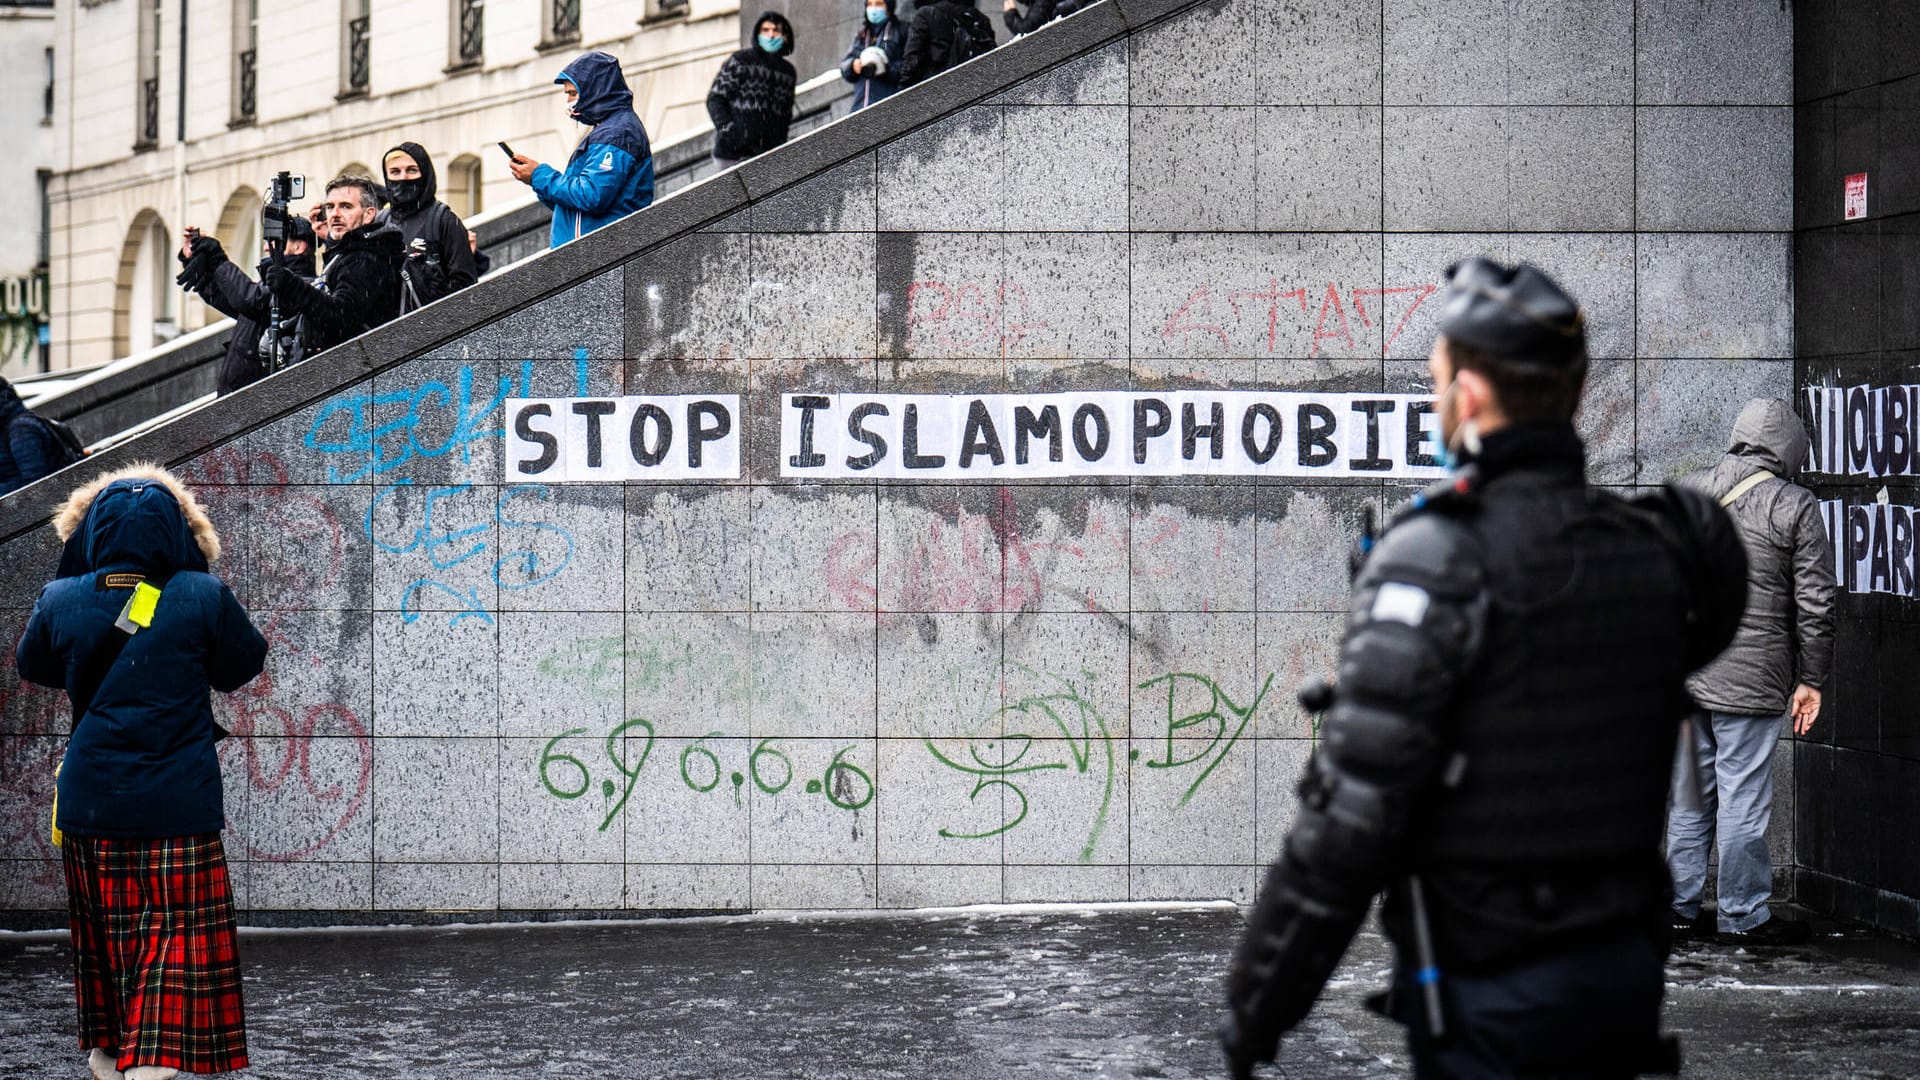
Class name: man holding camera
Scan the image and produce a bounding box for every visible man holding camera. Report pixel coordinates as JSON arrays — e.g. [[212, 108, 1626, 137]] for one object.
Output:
[[266, 174, 404, 355], [1219, 260, 1750, 1079], [177, 213, 320, 396]]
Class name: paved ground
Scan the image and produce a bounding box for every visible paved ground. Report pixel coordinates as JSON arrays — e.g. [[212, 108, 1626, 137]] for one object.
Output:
[[2, 903, 1918, 1079]]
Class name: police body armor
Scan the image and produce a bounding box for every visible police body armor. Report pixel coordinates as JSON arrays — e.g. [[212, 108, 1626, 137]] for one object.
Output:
[[1223, 424, 1746, 1069]]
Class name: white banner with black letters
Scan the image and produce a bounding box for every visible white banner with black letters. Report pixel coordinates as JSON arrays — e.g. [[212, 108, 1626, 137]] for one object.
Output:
[[780, 391, 1447, 479], [502, 392, 1447, 481], [506, 396, 742, 481]]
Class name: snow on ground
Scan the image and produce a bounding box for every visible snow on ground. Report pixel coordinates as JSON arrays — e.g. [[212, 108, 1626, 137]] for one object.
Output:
[[2, 905, 1916, 1078]]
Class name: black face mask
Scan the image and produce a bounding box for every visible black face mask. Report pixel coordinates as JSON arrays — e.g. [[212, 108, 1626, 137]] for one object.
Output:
[[388, 178, 427, 211]]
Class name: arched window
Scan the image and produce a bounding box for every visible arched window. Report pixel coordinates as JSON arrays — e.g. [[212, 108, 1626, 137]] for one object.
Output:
[[114, 210, 177, 357], [444, 153, 482, 219], [215, 186, 264, 273]]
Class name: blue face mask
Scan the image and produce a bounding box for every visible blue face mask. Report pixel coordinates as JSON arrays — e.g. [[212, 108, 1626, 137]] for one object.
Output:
[[866, 7, 887, 22], [1432, 381, 1459, 470], [758, 33, 785, 53]]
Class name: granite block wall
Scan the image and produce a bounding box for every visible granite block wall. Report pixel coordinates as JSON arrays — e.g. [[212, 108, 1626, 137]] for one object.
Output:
[[0, 0, 1796, 919]]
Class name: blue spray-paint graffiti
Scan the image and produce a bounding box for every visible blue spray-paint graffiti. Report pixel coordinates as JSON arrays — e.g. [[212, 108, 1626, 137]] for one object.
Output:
[[367, 480, 576, 625], [306, 352, 592, 626], [304, 352, 591, 483]]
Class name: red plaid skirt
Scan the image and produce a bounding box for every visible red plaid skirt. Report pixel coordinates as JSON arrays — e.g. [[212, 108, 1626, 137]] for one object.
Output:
[[62, 833, 249, 1073]]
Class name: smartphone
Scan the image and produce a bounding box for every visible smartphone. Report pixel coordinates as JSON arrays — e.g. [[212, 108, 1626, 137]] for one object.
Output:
[[498, 141, 517, 161]]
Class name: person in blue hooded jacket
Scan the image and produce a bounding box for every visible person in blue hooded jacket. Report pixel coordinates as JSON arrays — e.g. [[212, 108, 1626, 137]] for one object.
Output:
[[18, 464, 267, 1080], [509, 51, 656, 248], [0, 376, 61, 497]]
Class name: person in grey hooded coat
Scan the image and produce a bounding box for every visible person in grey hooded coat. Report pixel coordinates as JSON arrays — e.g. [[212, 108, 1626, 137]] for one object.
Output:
[[1668, 397, 1837, 942]]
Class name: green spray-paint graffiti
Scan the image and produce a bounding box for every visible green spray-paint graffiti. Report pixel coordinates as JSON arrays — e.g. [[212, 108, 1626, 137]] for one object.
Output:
[[527, 629, 1292, 861], [539, 723, 875, 830], [923, 667, 1117, 861], [1137, 671, 1275, 808], [539, 719, 656, 831], [921, 667, 1277, 861]]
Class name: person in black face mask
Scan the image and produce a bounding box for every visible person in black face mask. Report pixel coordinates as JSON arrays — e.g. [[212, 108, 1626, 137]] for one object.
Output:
[[382, 143, 478, 306], [176, 214, 320, 396]]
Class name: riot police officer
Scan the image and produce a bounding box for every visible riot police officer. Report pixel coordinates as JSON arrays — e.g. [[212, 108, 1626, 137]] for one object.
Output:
[[1220, 259, 1749, 1078]]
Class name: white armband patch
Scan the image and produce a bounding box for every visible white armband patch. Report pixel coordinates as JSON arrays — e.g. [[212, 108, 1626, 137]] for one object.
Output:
[[1370, 582, 1431, 627]]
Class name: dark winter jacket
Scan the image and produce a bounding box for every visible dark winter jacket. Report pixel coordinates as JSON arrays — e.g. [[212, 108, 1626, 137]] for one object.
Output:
[[1002, 0, 1058, 36], [1682, 398, 1838, 716], [178, 235, 319, 395], [274, 217, 404, 354], [533, 52, 656, 248], [708, 12, 798, 161], [383, 141, 479, 302], [0, 378, 58, 497], [900, 0, 995, 84], [841, 3, 908, 112], [18, 466, 267, 840]]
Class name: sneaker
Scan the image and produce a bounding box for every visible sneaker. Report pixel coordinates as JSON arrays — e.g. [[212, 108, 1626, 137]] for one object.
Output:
[[1719, 916, 1812, 946], [1669, 909, 1710, 939], [87, 1049, 124, 1080]]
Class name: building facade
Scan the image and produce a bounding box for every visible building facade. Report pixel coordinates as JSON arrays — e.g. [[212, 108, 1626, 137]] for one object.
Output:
[[48, 0, 743, 370], [0, 1, 55, 379]]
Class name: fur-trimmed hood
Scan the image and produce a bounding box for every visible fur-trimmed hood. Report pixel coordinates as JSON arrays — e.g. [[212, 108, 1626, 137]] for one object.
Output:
[[52, 464, 219, 579]]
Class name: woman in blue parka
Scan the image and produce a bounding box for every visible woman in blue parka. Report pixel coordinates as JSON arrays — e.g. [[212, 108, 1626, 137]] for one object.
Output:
[[17, 464, 267, 1080]]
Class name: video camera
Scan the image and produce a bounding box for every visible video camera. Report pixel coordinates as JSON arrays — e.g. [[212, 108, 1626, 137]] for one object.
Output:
[[262, 171, 305, 247], [260, 171, 305, 374]]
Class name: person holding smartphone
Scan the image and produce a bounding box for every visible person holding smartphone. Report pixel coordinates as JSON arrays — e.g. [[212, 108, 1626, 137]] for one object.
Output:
[[507, 51, 655, 248]]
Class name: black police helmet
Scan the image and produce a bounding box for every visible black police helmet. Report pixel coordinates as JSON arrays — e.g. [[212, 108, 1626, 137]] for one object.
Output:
[[1437, 258, 1586, 367]]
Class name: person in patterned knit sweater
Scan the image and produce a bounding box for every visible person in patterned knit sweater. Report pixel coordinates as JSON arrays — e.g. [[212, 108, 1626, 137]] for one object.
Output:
[[707, 11, 798, 170]]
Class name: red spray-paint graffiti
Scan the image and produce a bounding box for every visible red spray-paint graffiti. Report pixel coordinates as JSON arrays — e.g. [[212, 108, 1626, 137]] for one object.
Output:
[[1161, 280, 1438, 357], [905, 280, 1052, 358], [823, 487, 1201, 613], [183, 448, 375, 862]]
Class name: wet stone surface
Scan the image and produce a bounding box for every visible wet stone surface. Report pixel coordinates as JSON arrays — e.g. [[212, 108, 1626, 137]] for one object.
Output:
[[2, 903, 1918, 1078]]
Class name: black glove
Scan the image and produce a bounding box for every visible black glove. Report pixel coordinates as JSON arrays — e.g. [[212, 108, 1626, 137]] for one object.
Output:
[[262, 261, 305, 300], [1219, 866, 1369, 1079], [1218, 1012, 1267, 1080], [174, 235, 225, 290]]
